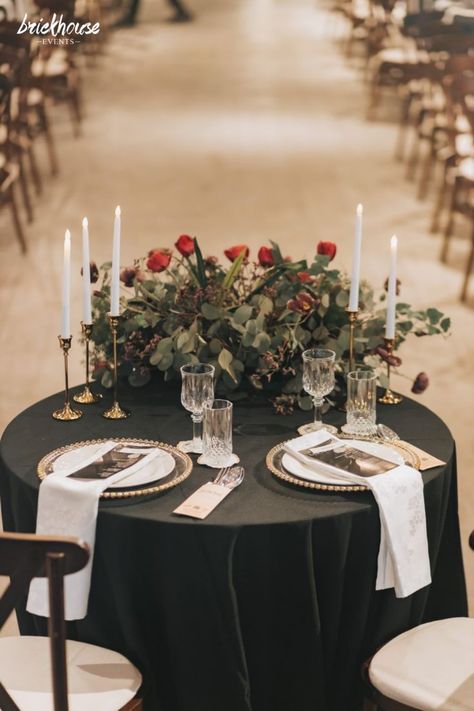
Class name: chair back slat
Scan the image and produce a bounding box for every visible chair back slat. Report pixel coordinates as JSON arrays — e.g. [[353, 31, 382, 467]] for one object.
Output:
[[0, 533, 89, 711]]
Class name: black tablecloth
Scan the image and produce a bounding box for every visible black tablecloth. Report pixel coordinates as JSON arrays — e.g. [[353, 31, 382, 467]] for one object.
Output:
[[0, 381, 467, 711]]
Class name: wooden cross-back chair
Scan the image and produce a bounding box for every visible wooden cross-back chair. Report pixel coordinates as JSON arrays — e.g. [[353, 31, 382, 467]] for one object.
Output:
[[0, 532, 143, 711], [0, 20, 59, 190], [0, 71, 28, 252], [363, 531, 474, 710]]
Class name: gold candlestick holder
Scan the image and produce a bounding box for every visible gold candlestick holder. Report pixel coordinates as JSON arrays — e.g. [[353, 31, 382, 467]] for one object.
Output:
[[73, 323, 102, 404], [102, 315, 130, 420], [378, 337, 402, 405], [52, 336, 83, 421], [346, 308, 359, 373]]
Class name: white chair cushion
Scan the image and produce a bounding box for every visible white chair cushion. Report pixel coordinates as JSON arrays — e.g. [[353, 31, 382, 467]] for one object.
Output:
[[369, 618, 474, 711], [0, 636, 142, 711]]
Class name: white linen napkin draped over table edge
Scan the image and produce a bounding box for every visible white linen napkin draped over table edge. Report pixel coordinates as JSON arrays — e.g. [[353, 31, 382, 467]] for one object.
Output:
[[27, 441, 164, 620], [284, 430, 431, 598]]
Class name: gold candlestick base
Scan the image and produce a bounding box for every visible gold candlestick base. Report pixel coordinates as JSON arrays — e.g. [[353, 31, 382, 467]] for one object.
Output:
[[378, 337, 402, 406], [52, 336, 83, 421], [53, 401, 83, 421], [102, 314, 131, 420], [103, 401, 130, 420], [73, 384, 102, 404], [73, 323, 102, 404], [378, 388, 402, 405]]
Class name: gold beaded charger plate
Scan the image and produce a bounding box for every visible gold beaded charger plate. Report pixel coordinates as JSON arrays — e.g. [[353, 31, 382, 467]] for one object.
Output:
[[37, 438, 193, 499], [266, 439, 421, 493]]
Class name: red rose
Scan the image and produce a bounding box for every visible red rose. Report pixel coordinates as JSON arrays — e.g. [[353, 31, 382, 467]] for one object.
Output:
[[175, 234, 195, 258], [317, 241, 337, 262], [297, 271, 313, 283], [147, 248, 172, 272], [224, 244, 249, 262], [412, 372, 429, 394], [258, 246, 274, 267]]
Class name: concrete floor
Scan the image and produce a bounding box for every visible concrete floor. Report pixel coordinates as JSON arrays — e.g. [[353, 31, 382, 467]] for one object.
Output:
[[0, 0, 472, 629]]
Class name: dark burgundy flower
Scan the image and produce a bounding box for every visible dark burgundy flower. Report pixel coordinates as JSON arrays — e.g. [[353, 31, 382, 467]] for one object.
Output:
[[384, 277, 401, 296], [205, 255, 218, 266], [81, 261, 99, 284], [412, 372, 429, 394], [120, 267, 136, 287], [317, 241, 337, 262], [147, 248, 172, 272], [258, 246, 274, 267], [224, 244, 249, 262], [375, 345, 402, 368], [288, 291, 317, 314], [175, 234, 195, 258]]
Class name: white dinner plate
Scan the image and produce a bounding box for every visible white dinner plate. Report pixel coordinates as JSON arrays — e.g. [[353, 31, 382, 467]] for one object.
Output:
[[282, 439, 404, 486], [51, 443, 176, 489]]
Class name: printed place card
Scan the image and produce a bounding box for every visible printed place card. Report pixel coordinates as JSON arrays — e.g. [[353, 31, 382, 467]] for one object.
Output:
[[173, 483, 232, 519], [407, 444, 446, 471]]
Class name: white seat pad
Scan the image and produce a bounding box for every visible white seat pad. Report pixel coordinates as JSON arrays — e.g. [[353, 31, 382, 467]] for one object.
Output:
[[369, 618, 474, 711], [0, 636, 142, 711]]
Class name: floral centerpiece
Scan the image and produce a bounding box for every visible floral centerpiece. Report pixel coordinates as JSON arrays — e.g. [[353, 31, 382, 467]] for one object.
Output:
[[88, 235, 449, 413]]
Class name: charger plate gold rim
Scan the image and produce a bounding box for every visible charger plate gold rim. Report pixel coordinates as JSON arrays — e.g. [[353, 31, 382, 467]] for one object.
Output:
[[37, 437, 193, 499], [266, 439, 421, 493]]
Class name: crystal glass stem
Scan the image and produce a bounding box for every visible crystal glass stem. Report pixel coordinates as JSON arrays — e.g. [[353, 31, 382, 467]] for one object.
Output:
[[192, 414, 203, 450], [313, 398, 324, 429]]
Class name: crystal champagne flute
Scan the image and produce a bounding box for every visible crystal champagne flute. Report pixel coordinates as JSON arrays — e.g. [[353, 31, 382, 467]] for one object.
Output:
[[299, 348, 337, 435], [179, 363, 215, 453]]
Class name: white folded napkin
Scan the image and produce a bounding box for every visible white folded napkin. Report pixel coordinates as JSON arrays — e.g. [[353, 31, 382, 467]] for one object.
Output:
[[284, 430, 431, 598], [27, 441, 164, 620]]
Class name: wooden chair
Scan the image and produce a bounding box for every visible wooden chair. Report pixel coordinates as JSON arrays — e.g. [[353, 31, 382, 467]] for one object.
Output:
[[0, 73, 28, 252], [363, 532, 474, 710], [0, 532, 143, 711]]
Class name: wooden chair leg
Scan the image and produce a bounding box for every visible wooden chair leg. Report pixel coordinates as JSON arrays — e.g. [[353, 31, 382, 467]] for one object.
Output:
[[367, 77, 380, 121], [8, 185, 27, 254], [395, 93, 412, 161], [417, 141, 435, 200], [18, 157, 33, 223], [441, 177, 459, 262], [37, 103, 59, 176], [405, 131, 421, 180], [28, 145, 42, 196], [460, 217, 474, 302], [431, 161, 451, 233]]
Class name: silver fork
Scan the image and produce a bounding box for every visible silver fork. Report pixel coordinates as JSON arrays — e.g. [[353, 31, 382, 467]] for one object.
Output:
[[215, 466, 245, 489], [213, 466, 231, 485]]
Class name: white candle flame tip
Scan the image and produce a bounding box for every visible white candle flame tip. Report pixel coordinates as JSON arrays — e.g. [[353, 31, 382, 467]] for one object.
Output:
[[65, 229, 71, 240], [82, 217, 88, 228], [391, 234, 398, 247], [356, 203, 363, 216], [115, 205, 121, 217]]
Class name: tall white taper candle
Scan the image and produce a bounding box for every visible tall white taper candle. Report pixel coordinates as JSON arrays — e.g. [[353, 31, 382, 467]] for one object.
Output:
[[61, 229, 71, 338], [385, 235, 398, 339], [82, 217, 92, 324], [110, 205, 121, 316], [349, 203, 363, 311]]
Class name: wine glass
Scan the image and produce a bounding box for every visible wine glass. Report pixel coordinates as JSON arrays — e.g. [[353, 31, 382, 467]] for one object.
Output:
[[299, 348, 337, 435], [179, 363, 215, 453]]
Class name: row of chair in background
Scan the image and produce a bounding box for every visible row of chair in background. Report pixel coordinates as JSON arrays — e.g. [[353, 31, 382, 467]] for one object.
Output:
[[333, 0, 474, 303], [0, 0, 115, 254]]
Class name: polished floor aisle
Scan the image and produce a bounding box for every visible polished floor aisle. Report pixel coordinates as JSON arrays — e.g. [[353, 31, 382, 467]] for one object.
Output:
[[0, 0, 472, 608]]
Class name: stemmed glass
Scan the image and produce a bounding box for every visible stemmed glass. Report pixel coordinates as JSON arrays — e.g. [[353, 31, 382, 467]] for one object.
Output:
[[179, 363, 215, 453], [299, 348, 337, 435]]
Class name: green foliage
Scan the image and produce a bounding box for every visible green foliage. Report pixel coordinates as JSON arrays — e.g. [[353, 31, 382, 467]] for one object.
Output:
[[89, 239, 449, 410]]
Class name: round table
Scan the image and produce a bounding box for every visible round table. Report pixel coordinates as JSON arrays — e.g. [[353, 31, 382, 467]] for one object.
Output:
[[0, 381, 467, 711]]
